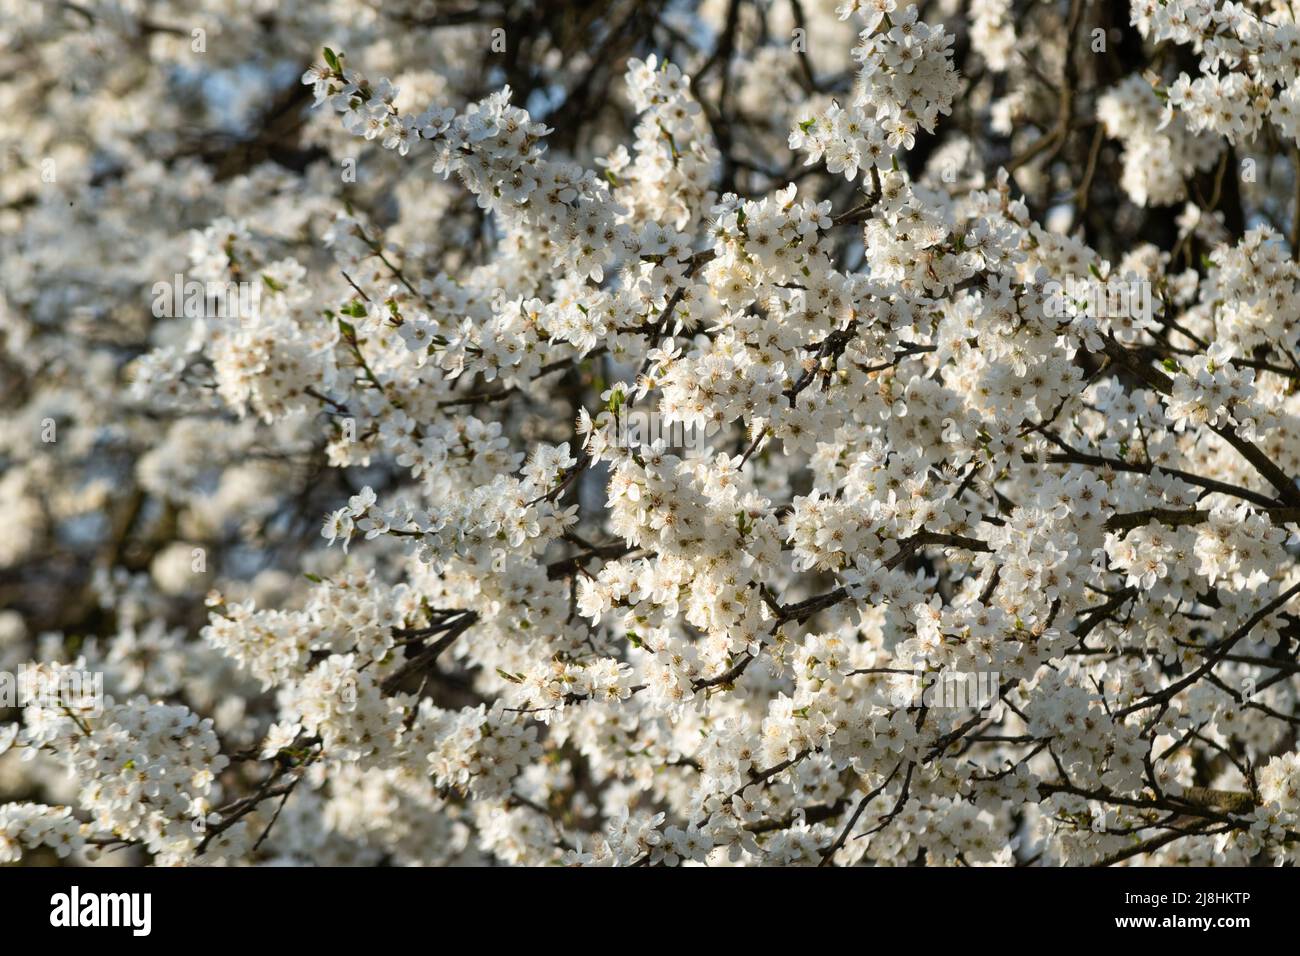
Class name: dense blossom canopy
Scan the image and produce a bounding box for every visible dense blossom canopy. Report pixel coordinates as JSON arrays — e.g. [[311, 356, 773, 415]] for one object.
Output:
[[4, 0, 1300, 866]]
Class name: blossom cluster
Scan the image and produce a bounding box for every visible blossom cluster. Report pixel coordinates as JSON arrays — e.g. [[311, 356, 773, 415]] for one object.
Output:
[[3, 0, 1300, 868]]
